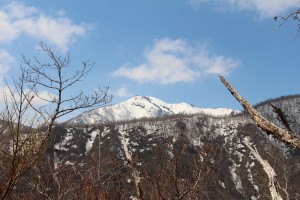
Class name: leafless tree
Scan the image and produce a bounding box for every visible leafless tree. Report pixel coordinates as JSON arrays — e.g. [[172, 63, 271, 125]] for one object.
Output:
[[22, 42, 112, 135], [0, 75, 49, 199], [0, 42, 111, 199]]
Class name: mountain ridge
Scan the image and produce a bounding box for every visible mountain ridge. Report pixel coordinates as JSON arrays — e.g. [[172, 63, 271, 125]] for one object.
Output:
[[66, 95, 240, 125]]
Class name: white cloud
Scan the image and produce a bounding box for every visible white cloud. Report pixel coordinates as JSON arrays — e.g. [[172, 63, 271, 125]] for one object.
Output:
[[0, 84, 57, 108], [0, 49, 55, 107], [30, 90, 57, 106], [0, 50, 15, 79], [189, 0, 210, 8], [0, 1, 89, 51], [0, 1, 88, 104], [0, 50, 15, 66], [114, 87, 134, 97], [112, 38, 239, 84], [0, 50, 57, 110], [189, 0, 299, 18]]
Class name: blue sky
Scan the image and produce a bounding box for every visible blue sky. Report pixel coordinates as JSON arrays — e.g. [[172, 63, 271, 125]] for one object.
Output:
[[0, 0, 300, 121]]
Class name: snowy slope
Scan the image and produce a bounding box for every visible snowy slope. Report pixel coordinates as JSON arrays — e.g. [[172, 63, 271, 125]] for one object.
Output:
[[50, 94, 300, 199], [67, 96, 239, 124]]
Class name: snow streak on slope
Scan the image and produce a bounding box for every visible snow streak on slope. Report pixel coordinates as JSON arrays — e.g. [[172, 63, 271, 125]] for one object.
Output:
[[243, 137, 282, 200], [118, 126, 142, 199], [68, 96, 239, 124], [85, 130, 100, 154], [229, 160, 243, 193]]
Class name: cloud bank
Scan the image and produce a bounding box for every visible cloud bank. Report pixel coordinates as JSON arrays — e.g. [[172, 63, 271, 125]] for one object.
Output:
[[189, 0, 299, 18], [112, 38, 239, 84], [0, 1, 88, 52]]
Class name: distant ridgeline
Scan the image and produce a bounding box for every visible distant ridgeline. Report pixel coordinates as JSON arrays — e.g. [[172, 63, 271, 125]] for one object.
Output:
[[254, 94, 300, 108]]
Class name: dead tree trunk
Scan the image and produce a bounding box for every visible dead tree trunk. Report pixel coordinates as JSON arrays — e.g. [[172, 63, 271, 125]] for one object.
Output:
[[219, 75, 300, 150]]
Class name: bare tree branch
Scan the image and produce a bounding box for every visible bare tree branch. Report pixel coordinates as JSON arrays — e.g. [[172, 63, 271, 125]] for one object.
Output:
[[274, 7, 300, 30], [22, 42, 112, 135], [219, 75, 300, 150], [269, 103, 294, 133]]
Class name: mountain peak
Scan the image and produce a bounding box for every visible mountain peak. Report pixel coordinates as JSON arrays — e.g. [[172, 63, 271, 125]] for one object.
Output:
[[127, 96, 167, 104], [67, 96, 239, 125]]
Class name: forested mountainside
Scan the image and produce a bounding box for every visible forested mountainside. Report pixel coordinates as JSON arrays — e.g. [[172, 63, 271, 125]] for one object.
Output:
[[17, 95, 300, 199]]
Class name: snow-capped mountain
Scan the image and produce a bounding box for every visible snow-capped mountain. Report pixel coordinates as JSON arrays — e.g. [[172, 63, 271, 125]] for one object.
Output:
[[67, 96, 239, 124]]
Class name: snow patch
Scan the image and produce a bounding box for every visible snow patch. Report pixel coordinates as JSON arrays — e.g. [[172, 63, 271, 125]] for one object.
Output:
[[53, 152, 60, 169], [54, 130, 73, 151], [229, 159, 243, 193], [85, 130, 100, 154], [101, 126, 110, 137], [65, 161, 74, 165], [219, 181, 226, 189], [246, 161, 259, 198]]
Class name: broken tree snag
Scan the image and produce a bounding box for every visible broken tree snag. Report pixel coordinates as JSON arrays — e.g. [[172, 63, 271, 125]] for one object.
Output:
[[219, 75, 300, 151], [269, 103, 294, 133]]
